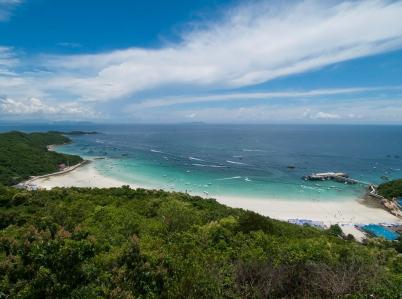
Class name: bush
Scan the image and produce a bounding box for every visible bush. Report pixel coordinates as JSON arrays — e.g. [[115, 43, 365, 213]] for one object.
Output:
[[237, 210, 274, 234], [0, 186, 401, 298], [377, 179, 402, 199], [327, 224, 343, 237]]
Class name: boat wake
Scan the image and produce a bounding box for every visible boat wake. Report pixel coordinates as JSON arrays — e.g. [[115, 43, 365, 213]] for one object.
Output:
[[189, 156, 206, 162], [226, 160, 247, 165], [192, 163, 226, 168], [242, 149, 265, 152], [217, 176, 242, 181]]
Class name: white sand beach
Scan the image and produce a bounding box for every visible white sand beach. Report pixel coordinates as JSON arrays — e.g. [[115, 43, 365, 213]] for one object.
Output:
[[30, 162, 137, 189], [29, 162, 402, 236], [216, 196, 401, 226]]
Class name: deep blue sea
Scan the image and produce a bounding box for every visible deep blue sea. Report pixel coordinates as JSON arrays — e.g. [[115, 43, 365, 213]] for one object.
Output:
[[2, 123, 402, 201]]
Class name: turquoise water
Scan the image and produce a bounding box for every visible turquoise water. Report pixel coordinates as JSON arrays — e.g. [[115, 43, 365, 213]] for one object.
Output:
[[2, 124, 402, 201], [361, 224, 400, 240], [51, 124, 402, 201]]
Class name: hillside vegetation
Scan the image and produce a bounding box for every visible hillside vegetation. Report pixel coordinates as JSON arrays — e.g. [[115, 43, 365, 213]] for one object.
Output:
[[0, 131, 83, 186], [0, 131, 401, 298], [0, 186, 401, 298], [378, 179, 402, 199]]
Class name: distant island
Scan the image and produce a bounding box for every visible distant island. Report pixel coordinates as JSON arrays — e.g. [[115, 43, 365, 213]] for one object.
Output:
[[50, 130, 100, 136], [0, 131, 401, 298]]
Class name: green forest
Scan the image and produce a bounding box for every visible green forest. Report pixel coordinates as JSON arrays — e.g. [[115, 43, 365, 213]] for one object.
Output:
[[0, 131, 402, 298], [0, 131, 82, 186], [0, 186, 402, 298]]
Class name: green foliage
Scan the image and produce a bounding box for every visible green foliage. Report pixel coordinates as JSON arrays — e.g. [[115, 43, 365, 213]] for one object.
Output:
[[237, 210, 275, 234], [0, 186, 401, 298], [327, 224, 343, 237], [394, 236, 402, 253], [0, 131, 83, 185], [378, 179, 402, 199]]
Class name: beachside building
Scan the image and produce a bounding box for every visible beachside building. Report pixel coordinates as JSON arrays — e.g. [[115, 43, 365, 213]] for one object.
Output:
[[14, 183, 26, 190], [58, 163, 67, 171], [24, 183, 38, 191]]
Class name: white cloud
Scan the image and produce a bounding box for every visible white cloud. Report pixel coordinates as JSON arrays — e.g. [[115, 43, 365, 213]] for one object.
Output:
[[133, 86, 402, 109], [37, 0, 402, 102], [0, 46, 18, 68], [1, 0, 402, 122], [126, 98, 402, 124], [0, 96, 99, 119], [0, 0, 23, 21], [185, 112, 197, 119], [311, 111, 341, 120], [0, 72, 48, 101]]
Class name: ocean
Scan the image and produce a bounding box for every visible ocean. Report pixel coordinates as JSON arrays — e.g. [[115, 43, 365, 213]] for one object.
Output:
[[2, 123, 402, 201]]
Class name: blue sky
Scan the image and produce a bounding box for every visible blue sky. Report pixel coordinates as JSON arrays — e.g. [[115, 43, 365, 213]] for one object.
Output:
[[1, 0, 402, 123]]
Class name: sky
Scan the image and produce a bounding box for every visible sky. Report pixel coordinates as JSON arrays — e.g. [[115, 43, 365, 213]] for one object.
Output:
[[1, 0, 402, 124]]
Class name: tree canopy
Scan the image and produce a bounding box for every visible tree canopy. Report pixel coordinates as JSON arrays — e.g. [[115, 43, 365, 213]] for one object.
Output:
[[0, 131, 82, 186], [378, 179, 402, 199], [1, 186, 401, 298]]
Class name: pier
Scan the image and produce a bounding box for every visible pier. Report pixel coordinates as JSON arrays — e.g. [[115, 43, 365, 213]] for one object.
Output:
[[303, 172, 370, 185]]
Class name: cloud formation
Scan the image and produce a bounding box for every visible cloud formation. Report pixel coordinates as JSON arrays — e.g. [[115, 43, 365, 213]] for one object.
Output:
[[126, 98, 402, 124], [1, 0, 402, 122], [0, 47, 18, 71], [310, 111, 341, 120], [134, 86, 402, 109], [0, 0, 23, 21], [39, 0, 402, 102], [0, 97, 99, 119]]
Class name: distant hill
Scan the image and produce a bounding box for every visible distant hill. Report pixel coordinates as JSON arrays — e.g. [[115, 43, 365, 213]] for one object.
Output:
[[0, 131, 83, 185], [50, 130, 100, 135]]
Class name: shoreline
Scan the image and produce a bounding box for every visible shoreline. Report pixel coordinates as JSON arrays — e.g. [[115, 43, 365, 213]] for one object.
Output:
[[24, 160, 90, 184], [28, 161, 402, 230]]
